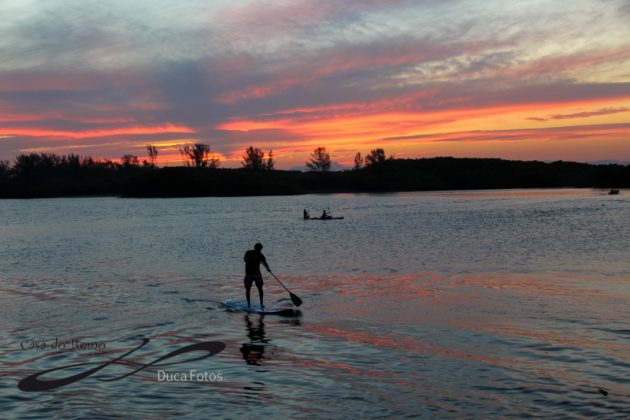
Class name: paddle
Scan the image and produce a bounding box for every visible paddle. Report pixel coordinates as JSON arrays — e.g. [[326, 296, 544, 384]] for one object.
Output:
[[268, 270, 303, 307]]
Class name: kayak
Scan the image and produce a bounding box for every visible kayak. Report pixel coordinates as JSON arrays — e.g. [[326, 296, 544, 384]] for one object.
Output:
[[304, 216, 344, 220], [221, 299, 300, 316]]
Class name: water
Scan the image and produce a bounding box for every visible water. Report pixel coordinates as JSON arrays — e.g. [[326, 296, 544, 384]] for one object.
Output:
[[0, 189, 628, 418]]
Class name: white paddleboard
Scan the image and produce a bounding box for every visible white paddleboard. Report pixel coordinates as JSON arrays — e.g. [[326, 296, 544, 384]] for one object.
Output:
[[221, 299, 299, 315]]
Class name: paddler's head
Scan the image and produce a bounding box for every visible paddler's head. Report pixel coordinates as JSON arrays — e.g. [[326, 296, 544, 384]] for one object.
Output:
[[254, 243, 263, 252]]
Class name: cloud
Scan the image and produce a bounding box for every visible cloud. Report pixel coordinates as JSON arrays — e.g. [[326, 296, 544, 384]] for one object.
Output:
[[0, 124, 195, 140], [527, 107, 630, 122], [383, 123, 630, 143], [550, 107, 630, 120], [1, 0, 630, 165]]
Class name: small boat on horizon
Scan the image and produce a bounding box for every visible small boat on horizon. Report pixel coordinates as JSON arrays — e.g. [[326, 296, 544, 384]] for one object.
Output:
[[608, 189, 620, 195], [303, 209, 344, 220]]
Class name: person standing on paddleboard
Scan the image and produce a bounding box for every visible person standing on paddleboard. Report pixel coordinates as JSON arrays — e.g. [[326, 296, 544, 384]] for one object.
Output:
[[243, 243, 270, 308]]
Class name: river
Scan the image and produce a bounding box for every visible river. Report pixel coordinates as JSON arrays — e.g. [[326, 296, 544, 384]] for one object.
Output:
[[0, 189, 628, 418]]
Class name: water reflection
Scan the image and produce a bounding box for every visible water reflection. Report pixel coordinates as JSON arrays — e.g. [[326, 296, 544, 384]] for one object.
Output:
[[1, 193, 629, 417], [240, 314, 268, 365], [279, 318, 302, 327]]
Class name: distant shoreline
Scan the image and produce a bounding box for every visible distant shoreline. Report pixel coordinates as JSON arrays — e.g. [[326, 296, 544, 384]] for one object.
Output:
[[0, 186, 624, 200], [1, 157, 628, 199]]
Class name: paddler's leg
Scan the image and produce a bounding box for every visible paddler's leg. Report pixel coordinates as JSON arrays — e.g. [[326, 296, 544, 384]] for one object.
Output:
[[257, 285, 264, 308], [244, 275, 253, 307], [255, 274, 264, 308]]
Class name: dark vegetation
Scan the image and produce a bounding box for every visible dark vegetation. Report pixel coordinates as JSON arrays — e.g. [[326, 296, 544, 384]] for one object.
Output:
[[0, 153, 628, 198], [241, 146, 275, 171], [306, 147, 332, 171]]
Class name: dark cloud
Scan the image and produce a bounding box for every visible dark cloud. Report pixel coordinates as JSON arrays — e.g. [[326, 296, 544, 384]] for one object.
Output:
[[550, 107, 629, 120]]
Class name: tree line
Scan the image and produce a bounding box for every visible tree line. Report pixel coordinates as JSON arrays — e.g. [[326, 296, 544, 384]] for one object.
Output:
[[305, 146, 391, 171], [66, 142, 386, 172], [0, 144, 628, 197]]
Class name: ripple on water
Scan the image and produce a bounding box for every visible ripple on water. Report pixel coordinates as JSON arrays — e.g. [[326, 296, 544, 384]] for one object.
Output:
[[1, 192, 629, 417]]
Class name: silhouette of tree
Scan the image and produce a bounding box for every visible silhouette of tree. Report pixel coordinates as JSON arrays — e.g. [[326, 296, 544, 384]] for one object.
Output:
[[265, 149, 275, 170], [146, 145, 158, 166], [13, 153, 61, 176], [121, 155, 139, 167], [365, 148, 388, 166], [242, 146, 265, 170], [3, 152, 629, 198], [179, 143, 219, 168], [306, 147, 332, 171], [62, 154, 81, 168], [242, 146, 275, 170], [353, 152, 363, 170], [0, 160, 9, 180]]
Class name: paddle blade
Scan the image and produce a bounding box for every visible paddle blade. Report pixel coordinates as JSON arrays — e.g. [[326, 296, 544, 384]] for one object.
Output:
[[290, 292, 303, 307]]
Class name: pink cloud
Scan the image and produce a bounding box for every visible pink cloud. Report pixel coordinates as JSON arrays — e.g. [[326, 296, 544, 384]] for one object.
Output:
[[0, 124, 195, 140], [216, 40, 495, 103]]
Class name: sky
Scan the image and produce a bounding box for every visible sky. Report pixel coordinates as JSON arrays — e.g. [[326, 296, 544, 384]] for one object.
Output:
[[1, 0, 629, 168]]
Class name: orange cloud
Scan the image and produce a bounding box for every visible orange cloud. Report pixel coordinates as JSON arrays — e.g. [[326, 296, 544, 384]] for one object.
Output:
[[214, 94, 630, 166]]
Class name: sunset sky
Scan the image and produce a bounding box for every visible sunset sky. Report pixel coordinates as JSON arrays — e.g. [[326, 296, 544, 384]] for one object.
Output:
[[1, 0, 629, 168]]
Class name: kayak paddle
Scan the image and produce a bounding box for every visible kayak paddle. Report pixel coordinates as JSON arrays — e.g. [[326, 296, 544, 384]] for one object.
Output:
[[268, 271, 303, 307]]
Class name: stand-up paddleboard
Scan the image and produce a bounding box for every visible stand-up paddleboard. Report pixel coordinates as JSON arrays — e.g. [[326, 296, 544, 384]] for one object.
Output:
[[221, 299, 300, 316]]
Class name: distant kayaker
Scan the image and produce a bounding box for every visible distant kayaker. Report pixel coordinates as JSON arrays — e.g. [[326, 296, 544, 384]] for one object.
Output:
[[303, 209, 310, 219], [243, 243, 270, 308], [321, 210, 329, 219]]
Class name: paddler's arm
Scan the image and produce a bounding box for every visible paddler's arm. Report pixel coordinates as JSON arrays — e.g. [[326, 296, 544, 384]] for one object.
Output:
[[261, 254, 270, 272]]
